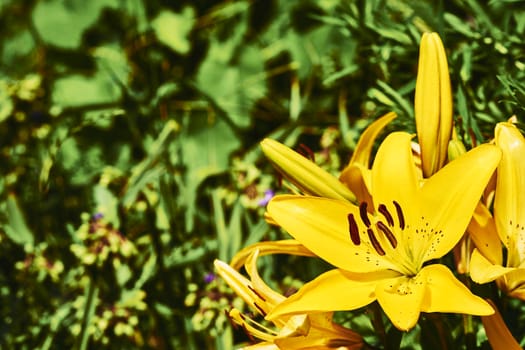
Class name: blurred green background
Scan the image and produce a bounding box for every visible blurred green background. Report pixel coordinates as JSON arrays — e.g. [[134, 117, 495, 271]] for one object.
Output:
[[1, 0, 525, 349]]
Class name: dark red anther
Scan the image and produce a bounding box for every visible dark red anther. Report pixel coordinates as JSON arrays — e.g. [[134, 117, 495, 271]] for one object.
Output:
[[248, 285, 266, 302], [393, 200, 405, 230], [376, 221, 397, 248], [253, 302, 266, 316], [347, 213, 360, 245], [378, 204, 394, 227], [359, 202, 371, 227], [367, 228, 385, 256]]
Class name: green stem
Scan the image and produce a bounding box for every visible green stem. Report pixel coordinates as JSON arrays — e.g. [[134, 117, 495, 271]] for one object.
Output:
[[371, 302, 389, 350], [77, 277, 99, 350], [427, 314, 450, 350], [463, 314, 476, 350], [460, 268, 476, 350]]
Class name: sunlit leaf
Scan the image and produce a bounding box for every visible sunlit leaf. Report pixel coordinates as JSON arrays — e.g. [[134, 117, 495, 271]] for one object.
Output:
[[152, 7, 195, 55], [32, 0, 118, 49]]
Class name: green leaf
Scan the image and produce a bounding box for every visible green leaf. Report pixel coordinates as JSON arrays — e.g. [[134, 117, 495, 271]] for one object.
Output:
[[5, 193, 34, 246], [0, 80, 13, 123], [178, 113, 240, 232], [1, 30, 36, 73], [115, 263, 133, 286], [93, 184, 119, 226], [122, 120, 178, 209], [52, 72, 122, 109], [32, 0, 118, 49], [196, 43, 267, 128], [152, 7, 195, 55], [134, 251, 157, 290]]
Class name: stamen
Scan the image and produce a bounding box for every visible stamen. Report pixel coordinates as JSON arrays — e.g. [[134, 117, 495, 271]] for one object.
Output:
[[225, 309, 238, 329], [378, 204, 394, 226], [347, 213, 360, 245], [248, 285, 267, 302], [253, 302, 267, 316], [241, 323, 257, 343], [359, 202, 371, 227], [376, 221, 397, 248], [393, 200, 405, 230], [367, 228, 385, 256]]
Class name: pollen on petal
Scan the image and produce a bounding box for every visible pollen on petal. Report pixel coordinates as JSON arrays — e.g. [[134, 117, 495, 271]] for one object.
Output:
[[348, 213, 360, 245], [393, 201, 405, 230]]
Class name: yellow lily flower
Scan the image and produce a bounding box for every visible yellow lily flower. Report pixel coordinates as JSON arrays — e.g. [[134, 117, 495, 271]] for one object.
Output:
[[265, 132, 499, 330], [214, 249, 364, 349], [470, 122, 525, 299], [415, 32, 453, 177]]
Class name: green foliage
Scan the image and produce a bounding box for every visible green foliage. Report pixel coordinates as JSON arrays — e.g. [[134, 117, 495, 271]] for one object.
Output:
[[1, 0, 525, 349]]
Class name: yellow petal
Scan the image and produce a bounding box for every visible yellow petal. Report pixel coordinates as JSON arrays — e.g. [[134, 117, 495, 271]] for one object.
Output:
[[245, 249, 287, 308], [267, 195, 400, 273], [371, 132, 420, 220], [214, 259, 271, 313], [482, 299, 522, 350], [267, 269, 383, 320], [470, 249, 515, 284], [415, 32, 453, 177], [230, 240, 316, 270], [494, 122, 525, 265], [229, 308, 278, 343], [420, 144, 501, 261], [260, 138, 356, 202], [344, 111, 397, 167], [275, 311, 364, 349], [420, 264, 493, 315], [339, 163, 373, 206], [499, 268, 525, 299], [375, 274, 426, 331], [239, 343, 279, 350], [468, 202, 503, 265]]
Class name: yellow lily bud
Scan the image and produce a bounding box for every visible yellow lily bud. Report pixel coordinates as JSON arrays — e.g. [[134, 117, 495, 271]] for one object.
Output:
[[260, 138, 356, 203], [415, 32, 453, 177]]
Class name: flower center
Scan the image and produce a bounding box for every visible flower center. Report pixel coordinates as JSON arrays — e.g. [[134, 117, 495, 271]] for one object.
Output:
[[506, 219, 525, 266], [347, 201, 428, 275], [347, 201, 404, 256]]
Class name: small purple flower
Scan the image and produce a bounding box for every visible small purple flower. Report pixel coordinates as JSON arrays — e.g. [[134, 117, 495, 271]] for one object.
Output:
[[92, 212, 104, 221], [258, 189, 275, 207], [204, 272, 216, 284]]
